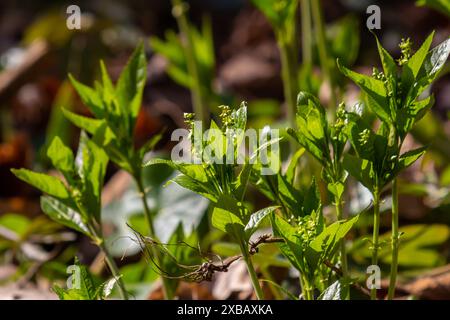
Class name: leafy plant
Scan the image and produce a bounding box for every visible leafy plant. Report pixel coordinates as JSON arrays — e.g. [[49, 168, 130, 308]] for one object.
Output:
[[150, 13, 215, 123], [11, 134, 128, 299], [146, 103, 280, 299], [251, 0, 299, 129], [150, 0, 215, 123], [59, 44, 176, 298], [338, 32, 450, 299], [270, 186, 359, 300], [287, 92, 350, 277], [251, 152, 357, 299]]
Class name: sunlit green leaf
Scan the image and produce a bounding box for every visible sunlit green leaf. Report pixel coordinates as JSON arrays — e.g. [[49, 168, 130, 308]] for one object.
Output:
[[12, 169, 69, 199]]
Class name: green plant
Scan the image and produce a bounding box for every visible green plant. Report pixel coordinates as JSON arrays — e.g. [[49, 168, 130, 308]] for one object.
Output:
[[270, 182, 358, 300], [252, 0, 360, 147], [150, 0, 214, 123], [250, 146, 357, 299], [287, 93, 349, 278], [145, 104, 280, 299], [310, 0, 337, 110], [251, 0, 299, 128], [59, 44, 174, 298], [11, 134, 128, 299], [339, 32, 450, 299]]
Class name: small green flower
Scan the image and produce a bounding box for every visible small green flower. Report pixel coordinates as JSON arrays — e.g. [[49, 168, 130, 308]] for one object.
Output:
[[219, 105, 234, 129], [184, 112, 195, 128], [397, 38, 412, 66], [295, 215, 318, 249], [372, 67, 386, 81], [358, 129, 371, 145], [383, 75, 395, 98], [332, 102, 347, 140]]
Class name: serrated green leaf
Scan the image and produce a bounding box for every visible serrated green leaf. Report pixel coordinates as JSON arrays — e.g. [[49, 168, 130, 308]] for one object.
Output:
[[47, 136, 74, 177], [211, 195, 246, 240], [62, 108, 103, 135], [338, 61, 391, 123], [308, 215, 359, 269], [116, 42, 147, 133], [75, 132, 109, 221], [375, 35, 397, 79], [395, 147, 427, 174], [416, 37, 450, 93], [12, 168, 69, 199], [68, 74, 104, 119], [303, 178, 321, 218], [40, 196, 92, 238], [343, 154, 375, 191], [170, 174, 217, 202], [271, 213, 305, 272], [244, 206, 278, 238], [319, 279, 350, 300], [96, 277, 120, 300], [288, 128, 324, 165], [402, 31, 435, 89]]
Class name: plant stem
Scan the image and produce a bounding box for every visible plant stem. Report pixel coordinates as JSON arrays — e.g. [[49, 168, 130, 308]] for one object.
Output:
[[279, 38, 299, 130], [300, 274, 314, 300], [134, 174, 173, 300], [301, 0, 313, 65], [240, 242, 264, 300], [279, 36, 299, 155], [98, 241, 129, 300], [388, 178, 399, 300], [311, 0, 337, 111], [135, 175, 155, 236], [171, 0, 208, 123], [334, 196, 348, 276], [371, 190, 381, 300]]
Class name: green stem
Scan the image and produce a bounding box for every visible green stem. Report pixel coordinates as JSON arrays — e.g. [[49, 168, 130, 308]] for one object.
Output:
[[98, 241, 129, 300], [83, 207, 128, 299], [334, 196, 348, 276], [301, 0, 313, 65], [311, 0, 337, 111], [388, 178, 399, 300], [240, 242, 264, 300], [279, 38, 298, 130], [134, 174, 173, 300], [171, 0, 208, 123], [135, 175, 155, 236], [300, 274, 314, 300], [371, 190, 381, 300]]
